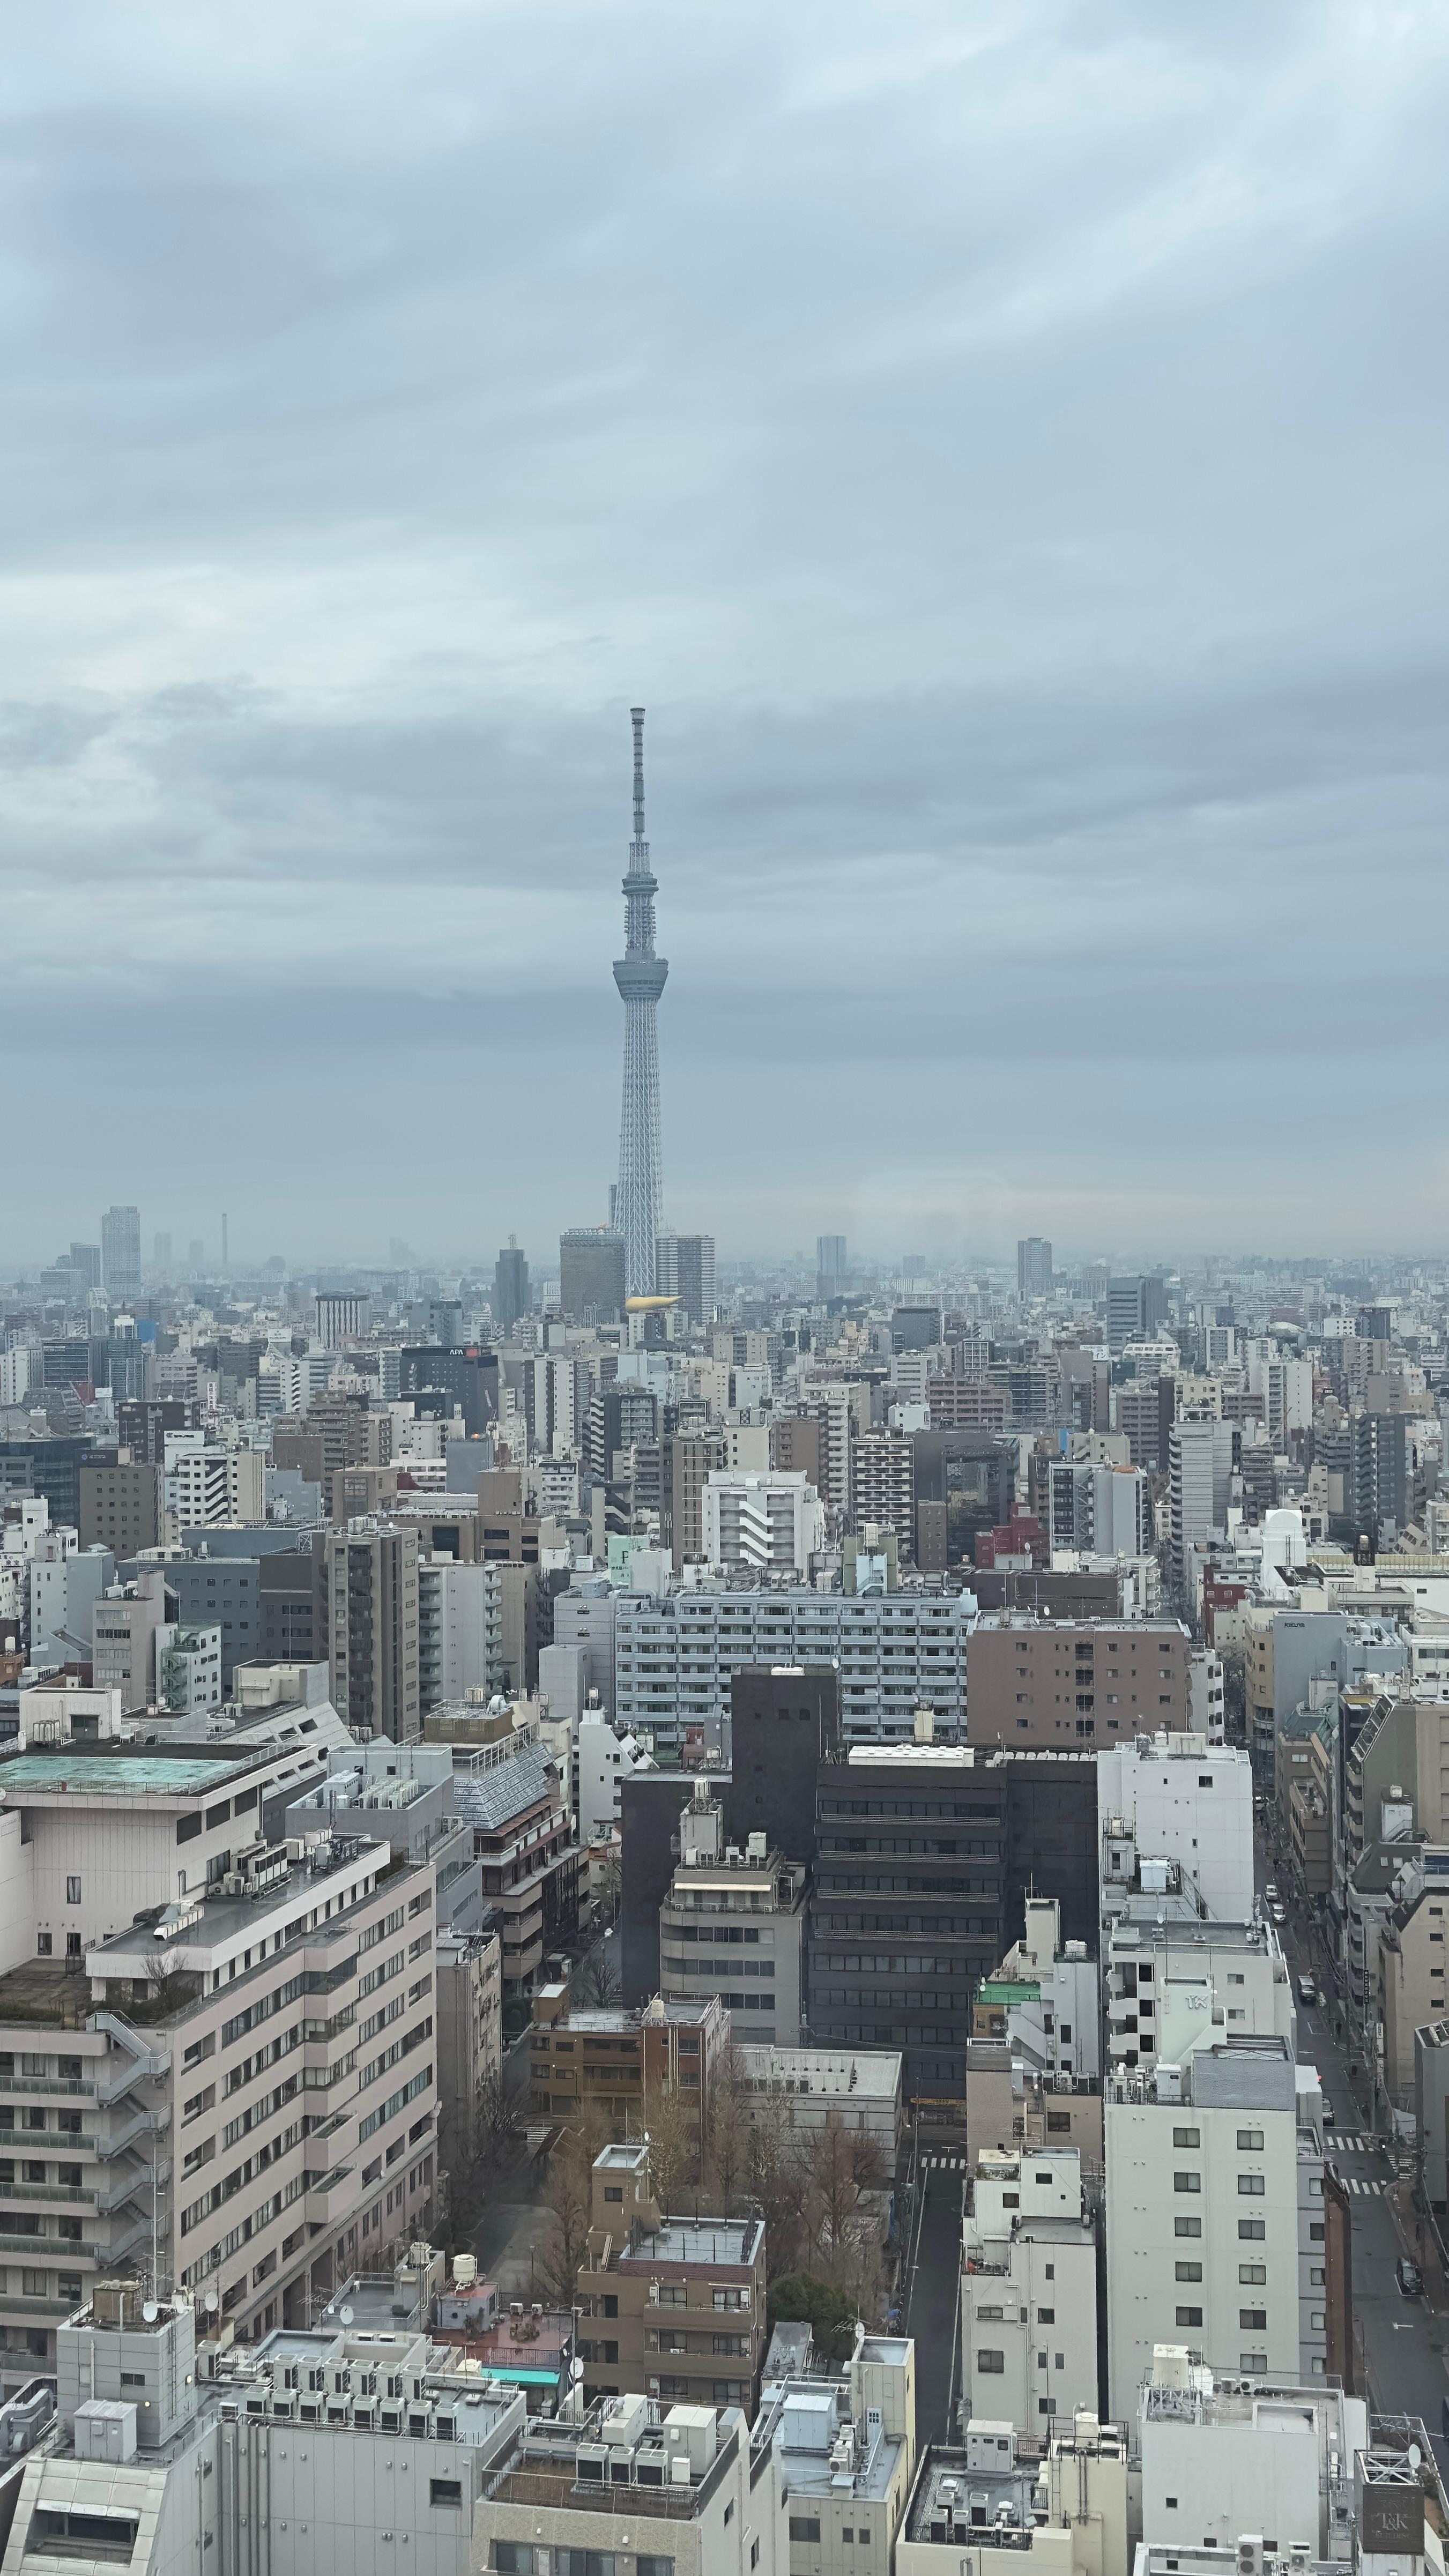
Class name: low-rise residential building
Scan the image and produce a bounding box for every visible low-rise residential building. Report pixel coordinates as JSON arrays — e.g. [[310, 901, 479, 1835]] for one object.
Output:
[[475, 2381, 789, 2576], [982, 1897, 1101, 2082], [961, 2148, 1099, 2438], [657, 1783, 807, 2046], [574, 2142, 768, 2412], [528, 1988, 727, 2140]]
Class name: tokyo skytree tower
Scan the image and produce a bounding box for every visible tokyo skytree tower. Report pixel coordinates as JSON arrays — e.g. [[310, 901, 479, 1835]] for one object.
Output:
[[613, 706, 668, 1298]]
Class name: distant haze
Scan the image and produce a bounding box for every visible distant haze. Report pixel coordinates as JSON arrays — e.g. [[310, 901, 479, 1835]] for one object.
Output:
[[3, 1, 1447, 1265]]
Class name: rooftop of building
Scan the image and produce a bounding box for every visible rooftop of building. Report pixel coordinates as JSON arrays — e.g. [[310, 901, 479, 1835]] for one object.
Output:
[[756, 2379, 902, 2501], [481, 2394, 747, 2520], [533, 1991, 721, 2033], [88, 1830, 398, 1971], [0, 1741, 267, 1797], [733, 2042, 903, 2097], [1108, 1916, 1280, 1957], [606, 2216, 765, 2272]]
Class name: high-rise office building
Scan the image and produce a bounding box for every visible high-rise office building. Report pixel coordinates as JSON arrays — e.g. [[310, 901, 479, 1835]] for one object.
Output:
[[655, 1229, 715, 1324], [1017, 1235, 1053, 1298], [613, 706, 667, 1298], [100, 1204, 141, 1305], [1107, 1272, 1169, 1354], [559, 1225, 626, 1322], [152, 1232, 172, 1276], [493, 1240, 529, 1331], [816, 1233, 848, 1299]]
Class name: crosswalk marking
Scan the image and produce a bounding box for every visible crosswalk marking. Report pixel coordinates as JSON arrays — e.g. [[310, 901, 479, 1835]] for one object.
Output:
[[1326, 2134, 1387, 2155], [1340, 2176, 1386, 2196], [922, 2153, 965, 2170]]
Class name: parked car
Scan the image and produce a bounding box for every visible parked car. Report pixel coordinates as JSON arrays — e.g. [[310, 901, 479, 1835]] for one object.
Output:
[[1298, 1975, 1317, 2005], [1265, 1882, 1279, 1901], [1322, 2095, 1335, 2124], [1270, 1904, 1287, 1927], [1396, 2258, 1423, 2298]]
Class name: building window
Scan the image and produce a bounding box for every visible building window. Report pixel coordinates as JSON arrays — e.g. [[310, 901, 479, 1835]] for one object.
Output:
[[65, 1878, 81, 1905], [1236, 2128, 1264, 2151], [1240, 2351, 1268, 2373], [429, 2481, 462, 2509], [1237, 2175, 1265, 2197], [1175, 2264, 1202, 2283], [976, 2350, 1005, 2373], [789, 2522, 821, 2545], [1172, 2127, 1200, 2148], [1173, 2173, 1201, 2194], [1239, 2309, 1267, 2331], [1176, 2307, 1203, 2327], [36, 1934, 51, 1957], [1173, 2217, 1202, 2239], [1239, 2219, 1266, 2239]]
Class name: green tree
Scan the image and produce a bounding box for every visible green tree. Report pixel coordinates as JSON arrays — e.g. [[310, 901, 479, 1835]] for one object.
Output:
[[766, 2272, 860, 2365]]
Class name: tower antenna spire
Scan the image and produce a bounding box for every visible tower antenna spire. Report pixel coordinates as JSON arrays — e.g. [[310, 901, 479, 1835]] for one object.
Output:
[[631, 705, 647, 849], [613, 705, 668, 1299]]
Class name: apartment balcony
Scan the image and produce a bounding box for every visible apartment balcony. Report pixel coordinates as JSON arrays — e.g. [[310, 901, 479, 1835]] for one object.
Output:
[[304, 2165, 355, 2225], [0, 2127, 96, 2155], [0, 2231, 98, 2260]]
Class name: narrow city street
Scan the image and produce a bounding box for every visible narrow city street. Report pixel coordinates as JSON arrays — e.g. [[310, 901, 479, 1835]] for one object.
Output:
[[903, 2153, 965, 2445], [1255, 1828, 1448, 2437]]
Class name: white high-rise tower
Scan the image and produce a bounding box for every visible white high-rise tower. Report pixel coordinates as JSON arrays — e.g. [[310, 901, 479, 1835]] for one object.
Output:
[[613, 706, 667, 1298]]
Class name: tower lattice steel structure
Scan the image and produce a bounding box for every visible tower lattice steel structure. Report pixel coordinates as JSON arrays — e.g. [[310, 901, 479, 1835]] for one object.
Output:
[[613, 706, 667, 1298]]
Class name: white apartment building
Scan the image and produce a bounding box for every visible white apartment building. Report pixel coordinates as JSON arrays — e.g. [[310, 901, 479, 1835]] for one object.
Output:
[[574, 1697, 652, 1845], [1048, 1462, 1149, 1560], [961, 2148, 1098, 2438], [277, 1352, 338, 1412], [1169, 1421, 1236, 1577], [1188, 1649, 1226, 1740], [164, 1442, 265, 1534], [417, 1557, 503, 1715], [1104, 2040, 1312, 2423], [613, 1584, 978, 1750], [703, 1472, 826, 1576], [1105, 1915, 1293, 2075], [1097, 1738, 1254, 1931], [1138, 2348, 1368, 2557], [998, 1897, 1101, 2082]]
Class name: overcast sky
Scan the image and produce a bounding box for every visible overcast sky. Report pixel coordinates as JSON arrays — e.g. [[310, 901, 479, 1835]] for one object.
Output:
[[4, 0, 1447, 1276]]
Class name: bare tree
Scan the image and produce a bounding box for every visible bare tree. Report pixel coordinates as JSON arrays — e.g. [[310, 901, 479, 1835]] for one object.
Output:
[[534, 2138, 595, 2309], [741, 2087, 805, 2278], [641, 2078, 696, 2214], [575, 1942, 621, 2009], [703, 2042, 752, 2214], [797, 2115, 890, 2291]]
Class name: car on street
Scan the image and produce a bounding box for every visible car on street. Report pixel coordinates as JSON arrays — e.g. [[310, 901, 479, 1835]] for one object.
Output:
[[1322, 2095, 1335, 2123], [1271, 1904, 1287, 1927], [1265, 1882, 1279, 1901], [1298, 1975, 1317, 2004], [1396, 2257, 1423, 2298]]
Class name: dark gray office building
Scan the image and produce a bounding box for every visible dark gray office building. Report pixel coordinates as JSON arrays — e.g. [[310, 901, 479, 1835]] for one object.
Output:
[[494, 1245, 530, 1332], [559, 1227, 627, 1323]]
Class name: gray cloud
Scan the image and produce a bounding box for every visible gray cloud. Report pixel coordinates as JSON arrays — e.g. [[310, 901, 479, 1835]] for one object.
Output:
[[2, 0, 1447, 1267]]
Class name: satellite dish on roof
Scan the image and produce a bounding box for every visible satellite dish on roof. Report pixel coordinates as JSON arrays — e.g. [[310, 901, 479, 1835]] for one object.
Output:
[[340, 2306, 355, 2326], [205, 2291, 219, 2312], [1410, 2445, 1423, 2473], [142, 2301, 159, 2323]]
